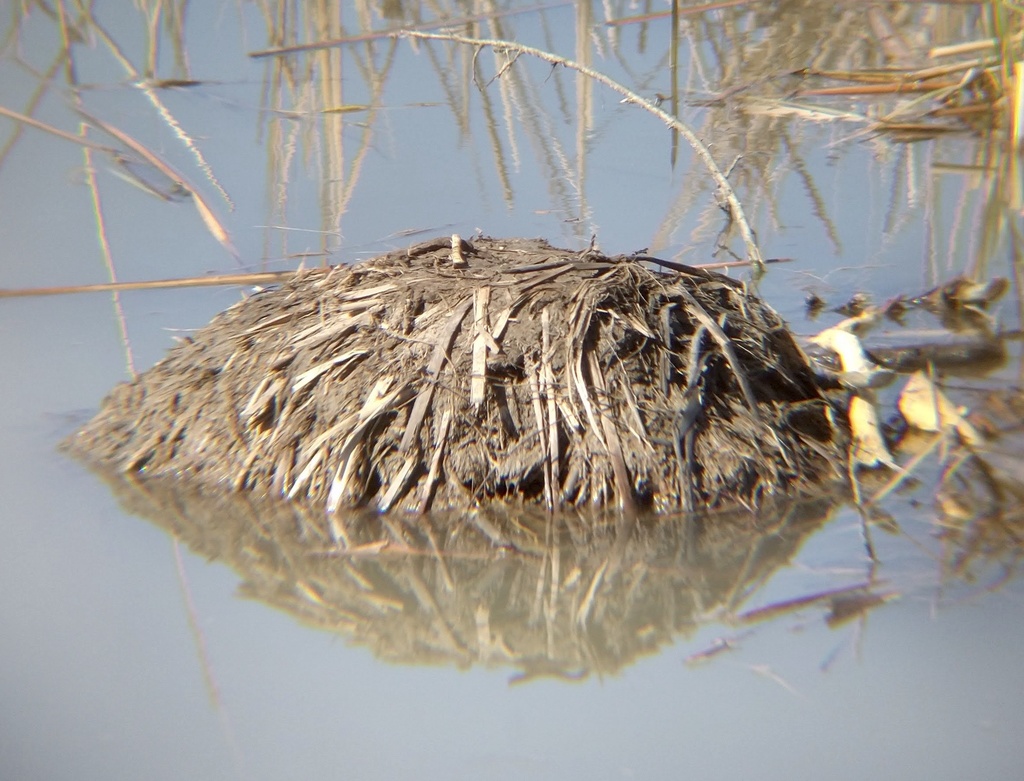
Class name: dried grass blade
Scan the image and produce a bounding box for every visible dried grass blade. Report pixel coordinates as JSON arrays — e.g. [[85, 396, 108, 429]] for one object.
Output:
[[471, 286, 491, 409], [191, 192, 240, 260], [659, 303, 674, 396], [417, 408, 453, 513], [614, 310, 656, 339], [81, 129, 136, 378], [618, 378, 648, 443], [910, 58, 987, 80], [399, 297, 473, 453], [512, 263, 579, 292], [287, 315, 365, 351], [930, 39, 1004, 58], [291, 349, 368, 394], [566, 295, 604, 446], [326, 377, 409, 514], [242, 312, 293, 337], [541, 307, 560, 495], [328, 282, 397, 302], [675, 285, 761, 423], [0, 104, 116, 153], [241, 376, 281, 423], [0, 270, 296, 299], [490, 305, 515, 341], [526, 356, 553, 510], [287, 420, 351, 499], [555, 398, 582, 432], [55, 0, 78, 85], [378, 454, 418, 512], [587, 351, 636, 515]]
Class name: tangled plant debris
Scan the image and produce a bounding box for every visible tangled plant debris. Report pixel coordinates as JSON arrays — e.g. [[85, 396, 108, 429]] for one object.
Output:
[[65, 236, 850, 523]]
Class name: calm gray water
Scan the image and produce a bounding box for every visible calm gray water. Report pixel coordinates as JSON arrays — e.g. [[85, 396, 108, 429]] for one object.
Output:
[[2, 2, 1023, 780]]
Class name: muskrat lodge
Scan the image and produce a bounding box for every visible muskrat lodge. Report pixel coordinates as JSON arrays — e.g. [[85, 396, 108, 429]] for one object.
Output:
[[65, 235, 850, 522]]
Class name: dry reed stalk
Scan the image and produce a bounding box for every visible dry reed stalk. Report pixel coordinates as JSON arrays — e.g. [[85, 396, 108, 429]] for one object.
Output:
[[0, 104, 116, 153], [81, 128, 137, 379], [0, 271, 297, 299]]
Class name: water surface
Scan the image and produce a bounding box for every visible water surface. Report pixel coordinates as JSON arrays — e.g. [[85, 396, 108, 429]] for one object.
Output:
[[2, 2, 1023, 779]]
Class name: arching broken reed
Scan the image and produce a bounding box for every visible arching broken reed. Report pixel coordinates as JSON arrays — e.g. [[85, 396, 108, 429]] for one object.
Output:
[[65, 236, 848, 523]]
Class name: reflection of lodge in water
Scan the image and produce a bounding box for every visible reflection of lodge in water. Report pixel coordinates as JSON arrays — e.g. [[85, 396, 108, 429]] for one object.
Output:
[[90, 469, 841, 679]]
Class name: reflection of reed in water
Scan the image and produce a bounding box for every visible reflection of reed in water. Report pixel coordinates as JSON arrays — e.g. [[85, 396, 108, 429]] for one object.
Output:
[[92, 468, 840, 678], [255, 0, 400, 260], [249, 1, 1011, 273], [1, 1, 1010, 274]]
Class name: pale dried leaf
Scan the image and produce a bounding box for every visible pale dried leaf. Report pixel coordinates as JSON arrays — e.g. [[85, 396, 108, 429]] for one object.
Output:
[[849, 394, 894, 468], [809, 327, 873, 374], [809, 326, 892, 388], [898, 371, 983, 446]]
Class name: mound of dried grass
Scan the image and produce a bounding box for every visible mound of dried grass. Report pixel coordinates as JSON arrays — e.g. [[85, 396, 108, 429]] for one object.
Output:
[[65, 236, 848, 518]]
